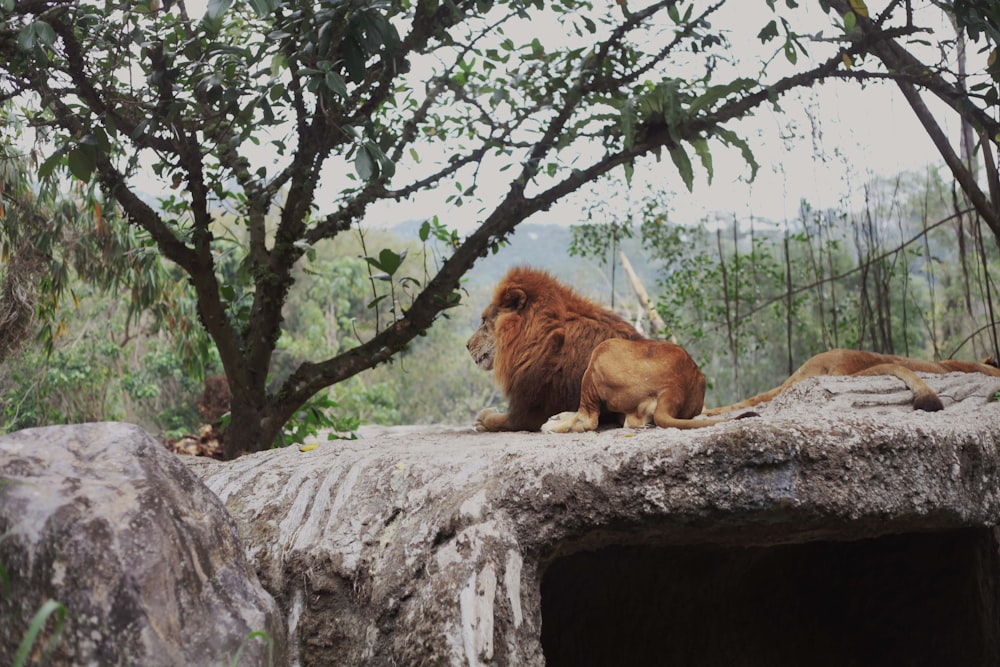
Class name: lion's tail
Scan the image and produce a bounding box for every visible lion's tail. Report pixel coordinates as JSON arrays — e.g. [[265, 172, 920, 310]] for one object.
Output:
[[700, 384, 791, 417], [851, 363, 944, 412], [656, 411, 759, 429]]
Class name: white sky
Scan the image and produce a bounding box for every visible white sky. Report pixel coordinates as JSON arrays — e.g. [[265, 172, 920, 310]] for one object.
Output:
[[360, 1, 965, 233], [136, 1, 967, 234]]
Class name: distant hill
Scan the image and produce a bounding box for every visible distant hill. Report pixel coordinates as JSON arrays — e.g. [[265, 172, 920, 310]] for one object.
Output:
[[391, 220, 661, 307]]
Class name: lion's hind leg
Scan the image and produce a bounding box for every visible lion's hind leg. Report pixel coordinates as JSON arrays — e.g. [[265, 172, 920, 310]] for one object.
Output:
[[544, 355, 607, 434], [623, 398, 656, 429], [542, 373, 603, 433], [542, 411, 580, 434], [541, 409, 601, 433]]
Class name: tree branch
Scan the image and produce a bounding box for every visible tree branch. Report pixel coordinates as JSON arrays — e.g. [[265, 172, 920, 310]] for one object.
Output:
[[821, 0, 1000, 243], [273, 25, 900, 413], [826, 0, 1000, 141], [893, 80, 1000, 246]]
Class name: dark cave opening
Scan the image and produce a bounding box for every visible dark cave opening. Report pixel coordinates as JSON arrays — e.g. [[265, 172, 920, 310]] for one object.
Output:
[[541, 528, 1000, 666]]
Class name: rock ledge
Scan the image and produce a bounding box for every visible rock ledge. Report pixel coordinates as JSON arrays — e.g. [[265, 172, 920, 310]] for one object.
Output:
[[185, 372, 1000, 665]]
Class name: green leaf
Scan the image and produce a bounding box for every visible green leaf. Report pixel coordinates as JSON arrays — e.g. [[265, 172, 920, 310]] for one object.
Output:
[[343, 37, 366, 81], [38, 150, 64, 179], [691, 138, 714, 185], [669, 144, 694, 192], [33, 21, 56, 47], [714, 126, 759, 181], [354, 145, 376, 180], [758, 20, 779, 44], [270, 53, 287, 77], [267, 79, 285, 100], [247, 0, 273, 18], [13, 600, 66, 667], [621, 98, 637, 150], [67, 145, 96, 181], [623, 159, 634, 186], [205, 0, 232, 20], [365, 141, 395, 179], [17, 24, 36, 51], [324, 71, 348, 98], [784, 41, 798, 64], [843, 11, 857, 33], [687, 79, 756, 116], [377, 248, 405, 275]]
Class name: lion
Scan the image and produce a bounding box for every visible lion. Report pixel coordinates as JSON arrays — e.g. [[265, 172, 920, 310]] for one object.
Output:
[[702, 348, 1000, 416], [540, 338, 750, 433], [467, 267, 644, 432]]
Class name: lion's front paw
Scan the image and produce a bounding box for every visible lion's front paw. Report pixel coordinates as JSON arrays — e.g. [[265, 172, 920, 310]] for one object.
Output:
[[475, 408, 500, 432], [541, 411, 578, 434]]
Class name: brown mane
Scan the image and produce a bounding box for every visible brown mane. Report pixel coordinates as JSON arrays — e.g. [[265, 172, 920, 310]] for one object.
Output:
[[468, 267, 642, 431]]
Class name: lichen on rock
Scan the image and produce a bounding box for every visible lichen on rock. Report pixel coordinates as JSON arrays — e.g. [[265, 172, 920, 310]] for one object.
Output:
[[0, 422, 284, 667]]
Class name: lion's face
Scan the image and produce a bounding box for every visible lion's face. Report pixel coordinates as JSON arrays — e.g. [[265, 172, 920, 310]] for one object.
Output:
[[467, 306, 499, 371], [467, 286, 527, 372]]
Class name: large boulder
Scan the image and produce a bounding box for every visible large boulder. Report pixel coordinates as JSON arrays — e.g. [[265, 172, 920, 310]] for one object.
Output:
[[185, 371, 1000, 666], [0, 422, 284, 666]]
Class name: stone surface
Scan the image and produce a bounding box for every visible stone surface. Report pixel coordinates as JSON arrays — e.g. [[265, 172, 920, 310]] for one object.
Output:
[[0, 422, 285, 667], [184, 371, 1000, 665]]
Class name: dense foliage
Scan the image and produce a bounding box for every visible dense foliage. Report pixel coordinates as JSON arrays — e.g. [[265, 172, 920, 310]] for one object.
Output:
[[0, 223, 501, 437], [573, 168, 1000, 405]]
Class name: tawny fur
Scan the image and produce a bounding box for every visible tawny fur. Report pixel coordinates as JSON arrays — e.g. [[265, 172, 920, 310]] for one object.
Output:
[[541, 338, 743, 433], [467, 267, 642, 432], [702, 348, 1000, 416]]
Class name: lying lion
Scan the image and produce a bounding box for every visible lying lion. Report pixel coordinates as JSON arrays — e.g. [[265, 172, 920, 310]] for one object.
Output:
[[541, 338, 743, 433], [702, 348, 1000, 416], [469, 267, 742, 432], [468, 267, 642, 431]]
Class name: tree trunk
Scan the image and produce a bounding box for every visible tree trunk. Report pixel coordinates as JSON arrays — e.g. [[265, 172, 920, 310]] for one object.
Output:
[[222, 395, 280, 458], [717, 228, 739, 398], [619, 251, 670, 341], [784, 234, 794, 376]]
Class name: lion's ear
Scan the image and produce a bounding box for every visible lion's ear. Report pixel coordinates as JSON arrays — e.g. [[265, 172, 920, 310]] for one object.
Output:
[[501, 288, 527, 312]]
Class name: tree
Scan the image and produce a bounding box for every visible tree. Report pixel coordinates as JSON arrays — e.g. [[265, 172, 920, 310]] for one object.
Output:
[[0, 0, 940, 456], [818, 0, 1000, 246]]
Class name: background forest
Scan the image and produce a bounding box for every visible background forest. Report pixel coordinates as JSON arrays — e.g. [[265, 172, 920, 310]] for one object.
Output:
[[573, 168, 1000, 406], [3, 162, 996, 441]]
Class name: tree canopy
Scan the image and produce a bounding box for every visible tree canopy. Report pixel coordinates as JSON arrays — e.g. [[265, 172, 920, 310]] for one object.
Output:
[[1, 0, 999, 456]]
